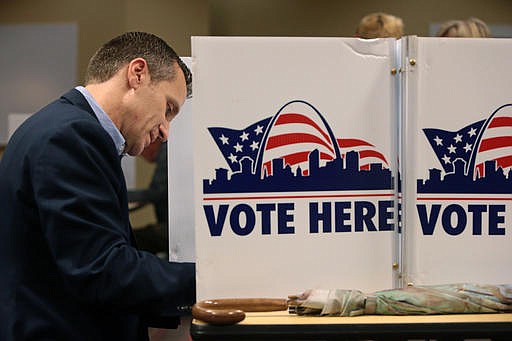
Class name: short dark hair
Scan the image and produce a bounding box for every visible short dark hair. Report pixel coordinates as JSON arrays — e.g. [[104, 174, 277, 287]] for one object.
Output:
[[85, 31, 192, 97]]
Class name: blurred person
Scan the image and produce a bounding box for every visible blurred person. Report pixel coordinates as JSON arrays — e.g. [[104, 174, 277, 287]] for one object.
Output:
[[356, 12, 404, 39], [129, 140, 170, 257], [0, 31, 195, 341], [437, 17, 491, 37]]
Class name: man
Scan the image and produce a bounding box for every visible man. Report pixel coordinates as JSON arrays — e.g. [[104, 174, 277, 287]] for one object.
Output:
[[0, 32, 195, 340]]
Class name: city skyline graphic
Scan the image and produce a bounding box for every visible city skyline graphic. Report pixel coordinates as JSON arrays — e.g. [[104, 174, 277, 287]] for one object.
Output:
[[204, 100, 393, 194], [418, 103, 512, 194]]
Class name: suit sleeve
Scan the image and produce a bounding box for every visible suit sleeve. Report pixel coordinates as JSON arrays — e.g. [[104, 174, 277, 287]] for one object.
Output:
[[32, 119, 195, 318]]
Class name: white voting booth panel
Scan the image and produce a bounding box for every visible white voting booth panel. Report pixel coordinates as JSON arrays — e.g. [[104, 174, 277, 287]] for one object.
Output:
[[400, 37, 512, 285], [191, 37, 399, 300], [168, 57, 195, 262]]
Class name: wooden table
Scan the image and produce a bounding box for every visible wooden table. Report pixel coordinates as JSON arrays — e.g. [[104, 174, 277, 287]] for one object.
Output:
[[191, 311, 512, 340]]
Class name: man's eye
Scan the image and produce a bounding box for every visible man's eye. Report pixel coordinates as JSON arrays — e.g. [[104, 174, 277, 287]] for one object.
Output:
[[166, 104, 173, 119]]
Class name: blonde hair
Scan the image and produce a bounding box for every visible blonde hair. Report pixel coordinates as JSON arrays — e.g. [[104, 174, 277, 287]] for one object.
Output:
[[356, 12, 404, 39], [437, 17, 490, 38]]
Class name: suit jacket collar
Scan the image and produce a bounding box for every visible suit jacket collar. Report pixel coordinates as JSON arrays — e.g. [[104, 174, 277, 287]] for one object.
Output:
[[61, 88, 98, 121]]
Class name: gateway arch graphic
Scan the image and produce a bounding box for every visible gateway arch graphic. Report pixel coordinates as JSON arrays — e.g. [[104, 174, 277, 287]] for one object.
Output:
[[419, 103, 512, 194], [205, 100, 392, 193]]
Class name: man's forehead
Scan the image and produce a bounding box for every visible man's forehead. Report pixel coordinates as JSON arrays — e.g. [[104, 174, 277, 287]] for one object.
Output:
[[172, 63, 187, 105]]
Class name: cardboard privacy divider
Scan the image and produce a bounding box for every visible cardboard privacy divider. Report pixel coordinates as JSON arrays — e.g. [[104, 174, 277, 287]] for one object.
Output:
[[168, 57, 196, 263], [399, 37, 512, 286], [169, 36, 511, 303], [191, 37, 400, 301]]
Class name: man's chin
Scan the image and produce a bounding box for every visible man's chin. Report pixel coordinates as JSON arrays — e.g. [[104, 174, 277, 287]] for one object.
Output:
[[125, 145, 144, 157]]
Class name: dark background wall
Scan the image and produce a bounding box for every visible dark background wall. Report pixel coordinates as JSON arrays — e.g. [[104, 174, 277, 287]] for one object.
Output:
[[209, 0, 512, 37], [2, 0, 511, 81]]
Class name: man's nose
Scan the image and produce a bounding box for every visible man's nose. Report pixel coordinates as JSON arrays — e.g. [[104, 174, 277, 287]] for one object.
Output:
[[158, 121, 169, 142]]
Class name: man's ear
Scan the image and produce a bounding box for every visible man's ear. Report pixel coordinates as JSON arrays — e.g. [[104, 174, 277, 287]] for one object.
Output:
[[127, 58, 148, 89]]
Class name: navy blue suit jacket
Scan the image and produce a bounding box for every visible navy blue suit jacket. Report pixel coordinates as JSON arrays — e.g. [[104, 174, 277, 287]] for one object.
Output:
[[0, 89, 195, 340]]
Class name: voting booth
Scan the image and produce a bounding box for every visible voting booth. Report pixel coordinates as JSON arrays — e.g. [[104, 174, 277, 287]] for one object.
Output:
[[400, 37, 512, 285], [189, 37, 399, 300], [168, 36, 511, 302]]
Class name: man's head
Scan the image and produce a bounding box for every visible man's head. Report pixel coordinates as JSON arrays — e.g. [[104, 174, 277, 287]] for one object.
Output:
[[84, 32, 191, 156], [85, 31, 191, 96]]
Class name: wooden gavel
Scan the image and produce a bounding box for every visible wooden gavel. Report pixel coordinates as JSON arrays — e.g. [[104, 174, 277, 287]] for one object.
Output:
[[192, 298, 291, 325]]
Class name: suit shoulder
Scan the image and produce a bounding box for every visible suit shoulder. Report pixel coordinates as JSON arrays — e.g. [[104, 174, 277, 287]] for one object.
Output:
[[6, 97, 114, 161]]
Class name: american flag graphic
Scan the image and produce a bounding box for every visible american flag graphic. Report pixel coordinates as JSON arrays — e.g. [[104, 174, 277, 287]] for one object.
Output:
[[208, 100, 389, 177], [423, 104, 512, 178], [259, 101, 339, 177], [337, 138, 389, 171], [473, 104, 512, 178], [208, 117, 272, 174]]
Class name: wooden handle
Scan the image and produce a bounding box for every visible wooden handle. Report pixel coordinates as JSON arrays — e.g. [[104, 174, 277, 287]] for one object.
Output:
[[192, 298, 288, 325]]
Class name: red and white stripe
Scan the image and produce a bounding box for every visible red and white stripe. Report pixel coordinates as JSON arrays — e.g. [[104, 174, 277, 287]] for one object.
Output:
[[338, 138, 389, 170], [474, 104, 512, 178], [261, 102, 337, 176]]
